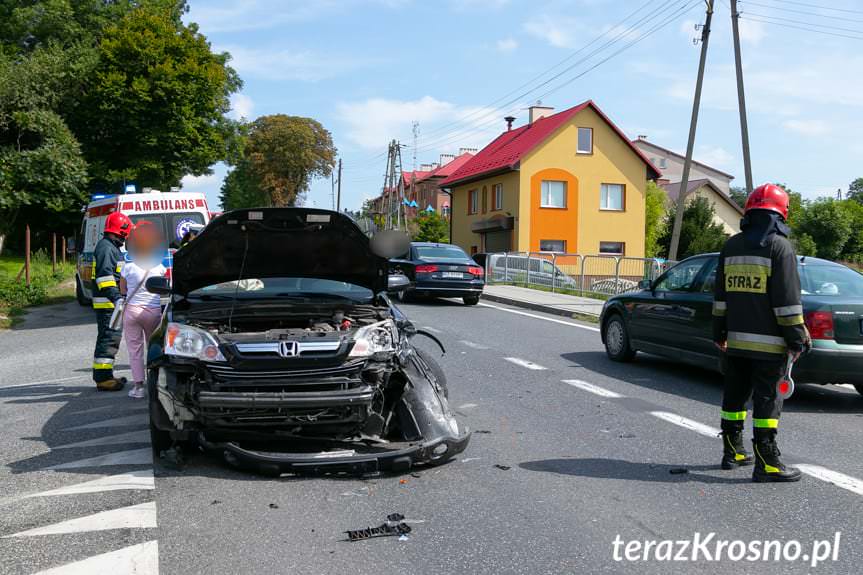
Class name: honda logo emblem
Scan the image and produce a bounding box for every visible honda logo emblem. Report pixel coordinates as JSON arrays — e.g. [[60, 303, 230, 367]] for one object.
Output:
[[278, 341, 299, 358]]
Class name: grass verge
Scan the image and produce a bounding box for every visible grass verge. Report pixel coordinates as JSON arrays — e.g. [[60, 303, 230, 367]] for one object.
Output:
[[0, 253, 76, 329]]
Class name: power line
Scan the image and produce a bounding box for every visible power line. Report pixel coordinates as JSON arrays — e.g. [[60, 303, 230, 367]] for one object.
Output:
[[742, 14, 863, 40], [741, 0, 863, 23], [757, 0, 863, 16], [742, 11, 863, 34]]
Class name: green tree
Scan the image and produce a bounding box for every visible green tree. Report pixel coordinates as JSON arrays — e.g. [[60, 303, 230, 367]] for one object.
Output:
[[847, 178, 863, 205], [729, 186, 748, 209], [644, 180, 667, 257], [413, 212, 449, 243], [220, 115, 336, 209], [836, 200, 863, 263], [792, 233, 817, 257], [70, 6, 240, 190], [658, 196, 728, 260], [794, 198, 853, 261]]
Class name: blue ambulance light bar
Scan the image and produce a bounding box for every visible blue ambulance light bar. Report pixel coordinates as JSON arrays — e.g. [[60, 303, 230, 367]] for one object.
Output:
[[124, 184, 137, 193], [90, 194, 115, 201]]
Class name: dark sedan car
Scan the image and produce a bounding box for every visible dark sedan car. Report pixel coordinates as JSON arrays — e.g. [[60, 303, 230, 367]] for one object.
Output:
[[390, 242, 485, 305], [600, 254, 863, 395]]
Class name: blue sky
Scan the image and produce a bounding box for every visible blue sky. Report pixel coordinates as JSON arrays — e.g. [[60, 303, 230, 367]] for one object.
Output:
[[180, 0, 863, 211]]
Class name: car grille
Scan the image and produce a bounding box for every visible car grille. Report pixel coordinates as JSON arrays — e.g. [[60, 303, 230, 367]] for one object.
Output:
[[204, 360, 366, 393]]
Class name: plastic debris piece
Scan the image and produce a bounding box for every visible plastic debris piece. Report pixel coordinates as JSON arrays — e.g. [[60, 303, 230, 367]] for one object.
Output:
[[399, 479, 408, 485], [398, 534, 409, 541], [494, 464, 511, 471], [386, 513, 405, 522], [269, 503, 279, 509], [474, 430, 492, 434], [669, 468, 689, 475], [345, 522, 412, 542], [210, 500, 221, 505]]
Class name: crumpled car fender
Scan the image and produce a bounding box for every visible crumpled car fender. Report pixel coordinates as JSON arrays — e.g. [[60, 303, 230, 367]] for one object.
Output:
[[395, 349, 466, 444]]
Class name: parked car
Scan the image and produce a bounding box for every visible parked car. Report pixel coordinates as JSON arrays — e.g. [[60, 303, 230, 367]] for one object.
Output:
[[389, 242, 485, 305], [476, 252, 580, 291], [144, 208, 470, 475], [600, 254, 863, 395]]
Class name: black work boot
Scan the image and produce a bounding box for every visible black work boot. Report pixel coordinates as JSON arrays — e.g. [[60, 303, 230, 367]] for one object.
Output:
[[752, 438, 802, 483], [721, 431, 753, 469], [96, 377, 127, 391]]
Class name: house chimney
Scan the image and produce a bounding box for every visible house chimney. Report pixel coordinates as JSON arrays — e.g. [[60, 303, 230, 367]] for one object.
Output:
[[458, 147, 478, 156], [505, 116, 516, 131], [528, 105, 554, 124], [439, 153, 456, 166], [419, 163, 433, 172], [637, 134, 648, 141]]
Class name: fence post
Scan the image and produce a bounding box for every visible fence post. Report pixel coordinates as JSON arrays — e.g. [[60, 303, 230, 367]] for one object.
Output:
[[25, 224, 31, 287], [579, 256, 586, 294], [52, 233, 57, 275], [504, 252, 509, 284], [551, 253, 556, 293], [62, 236, 67, 265], [613, 257, 622, 294], [525, 253, 531, 287]]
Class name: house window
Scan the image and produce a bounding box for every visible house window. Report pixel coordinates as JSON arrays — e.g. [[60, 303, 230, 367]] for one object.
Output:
[[599, 241, 625, 255], [541, 180, 567, 208], [540, 239, 566, 253], [658, 157, 668, 169], [493, 183, 503, 210], [482, 186, 488, 214], [468, 189, 478, 214], [577, 127, 593, 154], [600, 183, 625, 211]]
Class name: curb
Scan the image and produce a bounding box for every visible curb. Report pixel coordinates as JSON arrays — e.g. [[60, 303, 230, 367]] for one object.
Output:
[[481, 292, 602, 322]]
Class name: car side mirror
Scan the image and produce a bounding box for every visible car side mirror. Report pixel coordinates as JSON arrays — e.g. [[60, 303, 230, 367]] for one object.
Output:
[[638, 279, 653, 291], [387, 274, 411, 293], [145, 276, 172, 296]]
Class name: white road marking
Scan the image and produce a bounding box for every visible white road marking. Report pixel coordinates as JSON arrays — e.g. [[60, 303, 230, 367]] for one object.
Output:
[[458, 403, 479, 409], [55, 429, 150, 449], [650, 411, 720, 438], [478, 302, 601, 332], [459, 340, 489, 350], [72, 403, 148, 416], [32, 540, 158, 575], [3, 502, 157, 537], [421, 326, 442, 333], [47, 448, 152, 470], [563, 379, 624, 399], [797, 465, 863, 497], [25, 470, 155, 498], [504, 357, 547, 370], [1, 375, 87, 389], [65, 413, 147, 431]]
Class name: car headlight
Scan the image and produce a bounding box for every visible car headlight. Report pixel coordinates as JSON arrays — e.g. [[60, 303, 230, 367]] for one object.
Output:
[[349, 319, 398, 358], [165, 322, 226, 362]]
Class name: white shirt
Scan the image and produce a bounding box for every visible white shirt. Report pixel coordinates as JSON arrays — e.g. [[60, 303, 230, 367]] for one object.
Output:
[[121, 261, 167, 308]]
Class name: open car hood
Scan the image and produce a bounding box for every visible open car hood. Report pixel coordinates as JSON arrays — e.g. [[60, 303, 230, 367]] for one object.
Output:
[[171, 208, 388, 296]]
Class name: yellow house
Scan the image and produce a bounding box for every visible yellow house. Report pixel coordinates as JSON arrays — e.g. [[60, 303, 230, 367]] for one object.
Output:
[[439, 101, 660, 257]]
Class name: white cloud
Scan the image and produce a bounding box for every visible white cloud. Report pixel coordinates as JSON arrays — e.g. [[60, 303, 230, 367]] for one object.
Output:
[[782, 119, 830, 136], [695, 145, 734, 168], [524, 15, 585, 49], [496, 37, 519, 53], [222, 46, 375, 82], [228, 93, 255, 120], [336, 96, 510, 152]]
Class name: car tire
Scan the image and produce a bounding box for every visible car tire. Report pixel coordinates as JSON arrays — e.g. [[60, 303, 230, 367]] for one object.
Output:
[[415, 347, 448, 399], [147, 369, 173, 455], [463, 294, 480, 306], [603, 313, 636, 362], [75, 275, 90, 307], [397, 289, 413, 303], [854, 383, 863, 397]]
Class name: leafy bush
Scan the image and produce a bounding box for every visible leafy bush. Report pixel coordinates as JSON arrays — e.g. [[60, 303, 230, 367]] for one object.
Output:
[[0, 278, 48, 308]]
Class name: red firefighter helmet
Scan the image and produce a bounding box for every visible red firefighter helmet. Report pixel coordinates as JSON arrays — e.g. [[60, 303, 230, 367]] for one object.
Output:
[[104, 211, 133, 239], [745, 184, 790, 220]]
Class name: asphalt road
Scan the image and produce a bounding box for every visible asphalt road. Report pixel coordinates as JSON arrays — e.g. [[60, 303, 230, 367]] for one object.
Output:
[[1, 297, 862, 574]]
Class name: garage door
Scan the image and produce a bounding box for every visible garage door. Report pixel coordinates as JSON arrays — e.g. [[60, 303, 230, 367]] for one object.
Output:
[[484, 230, 511, 253]]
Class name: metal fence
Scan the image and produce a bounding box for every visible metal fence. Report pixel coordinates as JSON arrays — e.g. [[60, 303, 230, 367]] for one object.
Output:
[[484, 251, 676, 297]]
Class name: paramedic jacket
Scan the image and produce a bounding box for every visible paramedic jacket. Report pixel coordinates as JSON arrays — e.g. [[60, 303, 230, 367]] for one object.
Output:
[[712, 233, 808, 358], [90, 235, 124, 309]]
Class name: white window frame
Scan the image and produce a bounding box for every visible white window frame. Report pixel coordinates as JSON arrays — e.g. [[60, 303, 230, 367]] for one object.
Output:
[[577, 127, 593, 154], [540, 239, 566, 253], [540, 180, 567, 209], [493, 183, 503, 210], [599, 241, 625, 256], [600, 183, 625, 211], [468, 189, 478, 214]]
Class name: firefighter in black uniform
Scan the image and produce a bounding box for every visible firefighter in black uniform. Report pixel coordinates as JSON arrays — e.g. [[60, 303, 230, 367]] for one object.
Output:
[[713, 183, 810, 482], [91, 211, 133, 390]]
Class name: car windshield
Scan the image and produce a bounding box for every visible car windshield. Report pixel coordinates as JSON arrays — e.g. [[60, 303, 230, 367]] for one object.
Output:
[[129, 212, 205, 249], [800, 264, 863, 297], [415, 245, 470, 262], [188, 277, 373, 301]]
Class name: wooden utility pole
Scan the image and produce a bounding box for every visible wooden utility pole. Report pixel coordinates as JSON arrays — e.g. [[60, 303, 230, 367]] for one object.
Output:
[[52, 233, 57, 275], [24, 224, 31, 287], [336, 158, 343, 212], [668, 0, 715, 262], [731, 0, 753, 194]]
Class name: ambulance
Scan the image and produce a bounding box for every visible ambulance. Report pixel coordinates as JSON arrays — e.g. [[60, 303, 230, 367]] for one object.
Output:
[[75, 189, 211, 305]]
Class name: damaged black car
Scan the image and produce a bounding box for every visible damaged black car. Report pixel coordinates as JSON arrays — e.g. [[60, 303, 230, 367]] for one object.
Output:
[[144, 207, 470, 475]]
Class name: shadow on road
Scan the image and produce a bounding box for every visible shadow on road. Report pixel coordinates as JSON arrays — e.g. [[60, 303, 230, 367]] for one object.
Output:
[[562, 351, 863, 415], [520, 457, 750, 485], [9, 301, 93, 331]]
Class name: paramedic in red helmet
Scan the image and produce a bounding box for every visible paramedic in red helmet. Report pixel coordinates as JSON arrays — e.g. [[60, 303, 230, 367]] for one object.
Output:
[[90, 211, 133, 391], [713, 184, 810, 482]]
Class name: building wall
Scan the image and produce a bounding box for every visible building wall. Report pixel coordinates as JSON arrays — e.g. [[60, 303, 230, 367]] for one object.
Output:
[[688, 186, 742, 235], [450, 170, 521, 253], [520, 107, 649, 257], [634, 140, 733, 194]]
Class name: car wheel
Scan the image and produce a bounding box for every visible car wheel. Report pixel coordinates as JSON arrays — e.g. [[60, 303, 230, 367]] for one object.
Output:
[[147, 369, 172, 455], [75, 276, 90, 307], [463, 294, 480, 306], [397, 289, 413, 303], [603, 314, 636, 362], [854, 383, 863, 397], [415, 347, 448, 399]]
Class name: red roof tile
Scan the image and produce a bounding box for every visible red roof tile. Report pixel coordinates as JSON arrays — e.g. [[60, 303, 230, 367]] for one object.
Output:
[[401, 170, 433, 186], [428, 152, 474, 179], [438, 100, 660, 187]]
